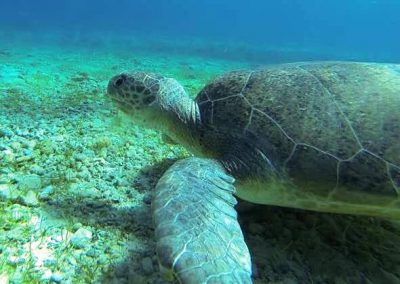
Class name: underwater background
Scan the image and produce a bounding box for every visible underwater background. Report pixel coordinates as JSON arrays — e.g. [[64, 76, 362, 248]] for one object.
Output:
[[1, 1, 400, 284], [1, 0, 400, 62]]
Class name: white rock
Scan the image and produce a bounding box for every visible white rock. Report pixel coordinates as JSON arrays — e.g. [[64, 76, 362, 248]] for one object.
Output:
[[0, 184, 11, 201], [70, 228, 93, 249], [17, 174, 42, 191], [20, 190, 39, 207]]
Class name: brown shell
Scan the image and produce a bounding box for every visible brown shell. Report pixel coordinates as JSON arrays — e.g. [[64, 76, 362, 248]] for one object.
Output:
[[195, 62, 400, 200]]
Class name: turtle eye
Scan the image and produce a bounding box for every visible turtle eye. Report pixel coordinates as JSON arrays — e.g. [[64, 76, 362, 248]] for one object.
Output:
[[115, 74, 127, 87]]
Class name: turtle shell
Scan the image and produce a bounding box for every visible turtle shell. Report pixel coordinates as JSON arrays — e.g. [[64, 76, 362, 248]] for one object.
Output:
[[195, 62, 400, 213]]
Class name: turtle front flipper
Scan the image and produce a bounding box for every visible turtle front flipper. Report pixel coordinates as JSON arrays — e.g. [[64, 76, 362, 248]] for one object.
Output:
[[153, 157, 252, 283]]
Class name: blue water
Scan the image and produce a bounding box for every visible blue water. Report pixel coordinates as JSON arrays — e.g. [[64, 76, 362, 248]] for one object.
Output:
[[1, 0, 400, 62]]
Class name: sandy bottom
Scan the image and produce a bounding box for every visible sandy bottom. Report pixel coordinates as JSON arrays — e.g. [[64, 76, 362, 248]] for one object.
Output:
[[1, 34, 400, 283]]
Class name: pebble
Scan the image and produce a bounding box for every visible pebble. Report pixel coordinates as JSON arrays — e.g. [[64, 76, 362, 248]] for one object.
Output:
[[38, 185, 54, 200], [74, 153, 87, 161], [40, 270, 52, 281], [0, 273, 9, 284], [15, 129, 27, 136], [0, 167, 11, 174], [2, 150, 15, 163], [43, 257, 57, 267], [21, 139, 36, 149], [70, 228, 93, 249], [19, 190, 39, 207], [65, 168, 77, 181], [30, 165, 45, 175], [16, 174, 42, 191], [0, 128, 13, 138], [10, 271, 23, 284], [0, 184, 11, 201], [7, 255, 26, 265], [15, 155, 34, 163], [72, 222, 83, 232], [10, 205, 29, 222], [69, 183, 99, 198], [86, 248, 98, 257], [50, 271, 63, 283], [10, 141, 21, 151], [23, 148, 33, 156]]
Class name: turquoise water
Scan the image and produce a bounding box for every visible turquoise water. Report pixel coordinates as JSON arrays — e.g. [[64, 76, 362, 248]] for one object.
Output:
[[1, 1, 400, 284], [1, 0, 400, 62]]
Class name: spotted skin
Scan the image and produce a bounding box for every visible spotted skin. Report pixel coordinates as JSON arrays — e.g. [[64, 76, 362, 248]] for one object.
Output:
[[107, 72, 162, 110]]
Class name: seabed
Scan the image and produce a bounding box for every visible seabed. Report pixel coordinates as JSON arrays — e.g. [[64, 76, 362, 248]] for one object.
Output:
[[1, 31, 400, 283]]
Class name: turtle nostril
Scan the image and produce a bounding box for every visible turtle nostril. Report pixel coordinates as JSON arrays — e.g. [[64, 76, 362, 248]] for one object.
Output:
[[115, 74, 127, 87]]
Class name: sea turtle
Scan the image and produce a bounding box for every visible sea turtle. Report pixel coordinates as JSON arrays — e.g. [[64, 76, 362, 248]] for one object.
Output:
[[107, 61, 400, 283]]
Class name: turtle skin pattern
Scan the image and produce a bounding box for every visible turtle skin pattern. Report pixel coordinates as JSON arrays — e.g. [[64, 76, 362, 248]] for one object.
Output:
[[195, 62, 400, 204]]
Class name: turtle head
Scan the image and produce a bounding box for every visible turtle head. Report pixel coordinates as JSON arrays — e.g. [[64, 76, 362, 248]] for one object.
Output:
[[108, 71, 201, 149], [107, 72, 165, 127], [107, 72, 175, 129]]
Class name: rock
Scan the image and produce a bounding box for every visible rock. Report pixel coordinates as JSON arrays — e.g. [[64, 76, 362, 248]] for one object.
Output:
[[50, 272, 63, 283], [10, 205, 29, 222], [15, 155, 34, 163], [38, 185, 54, 200], [40, 269, 52, 281], [69, 183, 99, 198], [7, 255, 26, 265], [19, 190, 39, 207], [74, 153, 87, 162], [21, 139, 36, 149], [70, 228, 93, 249], [86, 248, 98, 257], [22, 148, 33, 156], [0, 272, 9, 284], [0, 184, 11, 201], [0, 128, 13, 138], [43, 257, 57, 267], [6, 227, 27, 242], [10, 271, 23, 284], [141, 257, 154, 275], [0, 167, 11, 174], [17, 174, 42, 191], [77, 168, 91, 180], [72, 222, 83, 232], [10, 142, 21, 151], [30, 165, 45, 175], [0, 175, 10, 184], [2, 149, 15, 163], [65, 169, 77, 182]]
